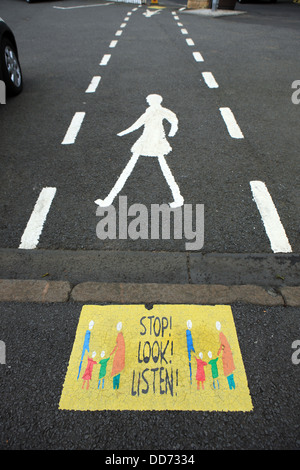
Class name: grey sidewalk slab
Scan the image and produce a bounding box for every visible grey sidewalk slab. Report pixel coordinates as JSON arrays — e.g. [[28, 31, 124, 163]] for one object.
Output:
[[1, 249, 299, 286]]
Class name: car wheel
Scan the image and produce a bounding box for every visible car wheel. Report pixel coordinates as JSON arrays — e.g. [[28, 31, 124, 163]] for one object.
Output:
[[0, 37, 23, 96]]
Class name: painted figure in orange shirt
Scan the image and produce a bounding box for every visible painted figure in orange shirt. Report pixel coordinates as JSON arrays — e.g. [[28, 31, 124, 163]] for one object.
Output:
[[110, 322, 125, 390], [216, 321, 236, 390]]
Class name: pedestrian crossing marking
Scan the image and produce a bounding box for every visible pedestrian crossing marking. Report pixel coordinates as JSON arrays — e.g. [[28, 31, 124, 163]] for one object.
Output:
[[59, 304, 253, 411]]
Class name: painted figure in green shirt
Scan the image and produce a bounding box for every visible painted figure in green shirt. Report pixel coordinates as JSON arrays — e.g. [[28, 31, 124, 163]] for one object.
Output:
[[208, 351, 219, 390], [98, 351, 110, 390]]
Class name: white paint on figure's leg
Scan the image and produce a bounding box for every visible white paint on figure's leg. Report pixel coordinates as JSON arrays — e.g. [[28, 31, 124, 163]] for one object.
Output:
[[219, 107, 244, 139], [100, 54, 111, 66], [186, 38, 194, 46], [193, 52, 204, 62], [202, 72, 219, 88], [19, 188, 57, 249], [95, 154, 140, 207], [61, 112, 85, 144], [250, 181, 292, 253], [158, 156, 184, 208], [85, 76, 101, 93]]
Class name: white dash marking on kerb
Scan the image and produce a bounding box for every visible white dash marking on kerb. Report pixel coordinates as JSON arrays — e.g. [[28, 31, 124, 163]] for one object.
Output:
[[202, 72, 219, 88], [181, 28, 188, 35], [19, 188, 57, 250], [193, 51, 204, 62], [85, 76, 101, 93], [61, 112, 85, 144], [109, 40, 118, 48], [186, 38, 194, 46], [250, 181, 292, 253], [100, 54, 111, 66], [219, 107, 244, 139]]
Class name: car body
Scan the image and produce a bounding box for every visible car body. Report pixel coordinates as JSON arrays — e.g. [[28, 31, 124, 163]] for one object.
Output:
[[0, 18, 23, 96]]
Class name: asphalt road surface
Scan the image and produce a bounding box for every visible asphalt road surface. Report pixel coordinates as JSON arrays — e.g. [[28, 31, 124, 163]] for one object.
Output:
[[0, 301, 299, 450], [0, 0, 299, 453], [1, 0, 299, 254]]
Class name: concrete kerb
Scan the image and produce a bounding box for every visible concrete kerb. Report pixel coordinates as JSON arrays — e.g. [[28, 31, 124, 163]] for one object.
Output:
[[180, 8, 247, 18], [0, 279, 300, 306]]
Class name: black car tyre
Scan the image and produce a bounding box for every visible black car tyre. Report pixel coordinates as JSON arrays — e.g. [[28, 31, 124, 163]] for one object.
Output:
[[0, 37, 23, 95]]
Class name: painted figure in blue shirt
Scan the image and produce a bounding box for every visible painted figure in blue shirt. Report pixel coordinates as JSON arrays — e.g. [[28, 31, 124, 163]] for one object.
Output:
[[186, 320, 195, 384], [77, 320, 94, 380]]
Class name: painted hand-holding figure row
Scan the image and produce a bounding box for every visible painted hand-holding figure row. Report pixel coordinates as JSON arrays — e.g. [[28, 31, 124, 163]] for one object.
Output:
[[79, 321, 125, 391], [78, 317, 235, 393], [187, 319, 235, 391]]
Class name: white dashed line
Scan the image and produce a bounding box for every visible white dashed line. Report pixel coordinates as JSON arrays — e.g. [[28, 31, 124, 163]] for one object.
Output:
[[100, 54, 111, 66], [202, 72, 219, 88], [85, 76, 101, 93], [19, 188, 57, 249], [219, 107, 244, 139], [193, 51, 204, 62], [109, 40, 118, 48], [181, 28, 188, 35], [250, 181, 292, 253], [115, 30, 123, 36], [186, 38, 194, 46], [62, 112, 86, 144]]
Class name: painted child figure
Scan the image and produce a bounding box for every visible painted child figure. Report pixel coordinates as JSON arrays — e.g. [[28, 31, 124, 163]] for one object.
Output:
[[98, 350, 110, 390], [82, 351, 97, 390], [208, 351, 219, 390], [195, 352, 207, 391]]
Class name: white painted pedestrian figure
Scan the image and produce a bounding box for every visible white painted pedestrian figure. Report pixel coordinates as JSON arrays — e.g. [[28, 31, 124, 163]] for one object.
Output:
[[95, 94, 184, 208]]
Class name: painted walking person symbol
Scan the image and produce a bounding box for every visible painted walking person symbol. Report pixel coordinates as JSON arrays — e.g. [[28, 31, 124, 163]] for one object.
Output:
[[95, 94, 184, 208]]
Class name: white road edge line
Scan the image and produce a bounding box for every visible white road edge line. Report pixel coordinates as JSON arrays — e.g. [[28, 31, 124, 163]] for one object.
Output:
[[250, 181, 292, 253], [61, 112, 86, 145], [219, 107, 244, 139], [85, 76, 101, 93], [19, 188, 57, 250], [202, 72, 219, 88]]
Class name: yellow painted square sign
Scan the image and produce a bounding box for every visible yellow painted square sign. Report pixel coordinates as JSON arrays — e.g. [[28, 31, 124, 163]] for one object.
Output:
[[59, 305, 253, 411]]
